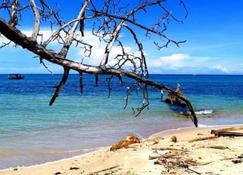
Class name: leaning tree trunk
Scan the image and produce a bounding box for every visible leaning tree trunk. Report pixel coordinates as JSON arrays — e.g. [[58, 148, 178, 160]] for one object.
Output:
[[0, 0, 198, 127], [0, 18, 198, 127]]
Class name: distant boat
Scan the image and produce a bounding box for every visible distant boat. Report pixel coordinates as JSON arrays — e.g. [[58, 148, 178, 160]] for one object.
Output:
[[8, 74, 24, 80]]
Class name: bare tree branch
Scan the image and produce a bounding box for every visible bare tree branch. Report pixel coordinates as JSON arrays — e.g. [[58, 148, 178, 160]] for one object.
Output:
[[79, 72, 84, 94], [0, 0, 198, 127], [8, 0, 18, 27], [59, 0, 90, 57], [99, 0, 168, 68], [30, 0, 40, 40], [49, 66, 70, 106]]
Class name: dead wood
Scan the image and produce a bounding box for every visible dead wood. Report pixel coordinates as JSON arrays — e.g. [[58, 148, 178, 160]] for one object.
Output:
[[49, 67, 70, 106], [79, 72, 84, 94], [0, 0, 199, 127], [149, 154, 162, 160], [154, 157, 202, 174], [207, 146, 231, 150], [69, 166, 79, 170], [216, 126, 243, 132], [87, 165, 120, 175], [152, 147, 186, 152], [188, 136, 218, 143], [110, 134, 141, 151], [211, 130, 243, 137], [185, 168, 201, 175]]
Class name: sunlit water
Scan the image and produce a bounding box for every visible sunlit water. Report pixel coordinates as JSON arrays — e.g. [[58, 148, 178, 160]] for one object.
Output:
[[0, 74, 243, 168]]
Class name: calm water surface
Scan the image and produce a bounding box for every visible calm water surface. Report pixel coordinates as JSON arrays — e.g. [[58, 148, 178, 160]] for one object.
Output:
[[0, 74, 243, 168]]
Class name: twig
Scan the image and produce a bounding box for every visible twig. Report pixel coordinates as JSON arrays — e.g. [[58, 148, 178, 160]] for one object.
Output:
[[87, 165, 120, 175], [188, 136, 218, 143]]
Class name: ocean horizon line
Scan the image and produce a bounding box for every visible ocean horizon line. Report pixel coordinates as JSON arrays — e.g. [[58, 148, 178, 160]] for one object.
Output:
[[1, 73, 243, 76]]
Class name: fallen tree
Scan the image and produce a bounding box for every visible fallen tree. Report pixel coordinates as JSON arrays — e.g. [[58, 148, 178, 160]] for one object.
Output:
[[0, 0, 198, 126]]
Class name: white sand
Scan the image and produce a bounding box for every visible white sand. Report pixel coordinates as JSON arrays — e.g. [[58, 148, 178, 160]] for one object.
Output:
[[1, 125, 243, 175]]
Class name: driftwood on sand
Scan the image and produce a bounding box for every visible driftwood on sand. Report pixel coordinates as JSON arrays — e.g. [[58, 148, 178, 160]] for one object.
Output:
[[151, 147, 201, 175], [188, 136, 218, 143], [189, 127, 243, 143], [210, 127, 243, 137], [110, 135, 141, 151], [87, 165, 120, 175], [211, 130, 243, 137]]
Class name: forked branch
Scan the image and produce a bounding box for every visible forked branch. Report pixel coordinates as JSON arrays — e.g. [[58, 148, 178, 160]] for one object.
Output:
[[0, 0, 198, 127]]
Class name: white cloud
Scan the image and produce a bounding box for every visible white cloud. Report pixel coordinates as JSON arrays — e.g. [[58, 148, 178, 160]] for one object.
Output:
[[71, 31, 140, 67], [148, 53, 191, 68], [23, 29, 138, 66], [0, 29, 58, 48], [213, 64, 229, 74], [0, 28, 237, 74], [148, 53, 208, 70], [0, 29, 140, 71], [146, 53, 233, 74]]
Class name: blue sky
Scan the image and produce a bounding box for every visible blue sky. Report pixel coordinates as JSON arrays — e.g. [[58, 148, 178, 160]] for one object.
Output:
[[1, 0, 243, 74]]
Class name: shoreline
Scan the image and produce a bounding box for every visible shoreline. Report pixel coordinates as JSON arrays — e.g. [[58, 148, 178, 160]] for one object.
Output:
[[150, 123, 243, 138], [0, 124, 221, 171], [1, 123, 243, 174], [0, 124, 199, 170], [0, 146, 108, 172]]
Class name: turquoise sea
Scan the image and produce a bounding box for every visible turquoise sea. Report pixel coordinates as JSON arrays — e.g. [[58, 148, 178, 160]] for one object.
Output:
[[1, 74, 243, 168]]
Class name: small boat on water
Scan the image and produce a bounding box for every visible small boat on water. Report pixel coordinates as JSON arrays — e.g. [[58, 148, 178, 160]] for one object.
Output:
[[8, 74, 24, 80]]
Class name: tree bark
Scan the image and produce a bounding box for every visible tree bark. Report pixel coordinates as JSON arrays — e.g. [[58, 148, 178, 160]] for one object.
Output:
[[0, 3, 198, 127]]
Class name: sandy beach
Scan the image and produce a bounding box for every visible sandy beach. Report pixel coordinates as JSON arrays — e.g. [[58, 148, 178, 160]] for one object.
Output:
[[0, 125, 243, 175], [1, 0, 243, 173]]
